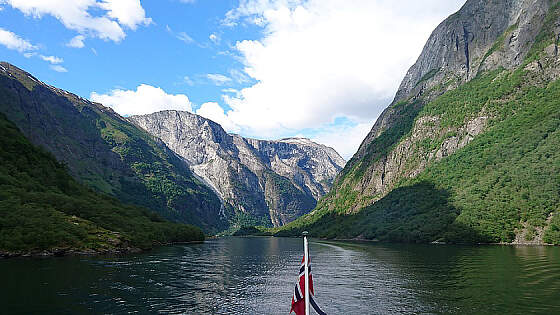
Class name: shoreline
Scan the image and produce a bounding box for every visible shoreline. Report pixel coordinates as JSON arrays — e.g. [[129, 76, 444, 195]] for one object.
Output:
[[0, 240, 205, 259], [256, 235, 558, 247], [3, 236, 555, 259], [329, 237, 558, 247]]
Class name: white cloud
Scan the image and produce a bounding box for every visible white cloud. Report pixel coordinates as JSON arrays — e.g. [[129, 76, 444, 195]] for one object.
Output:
[[50, 65, 68, 72], [207, 73, 232, 86], [196, 102, 241, 132], [4, 0, 151, 42], [97, 0, 152, 30], [0, 27, 37, 52], [90, 84, 193, 116], [222, 88, 239, 94], [67, 35, 85, 48], [209, 33, 220, 44], [166, 25, 195, 44], [177, 31, 194, 44], [311, 122, 374, 160], [229, 69, 250, 84], [0, 28, 69, 70], [40, 55, 63, 64], [215, 0, 466, 157]]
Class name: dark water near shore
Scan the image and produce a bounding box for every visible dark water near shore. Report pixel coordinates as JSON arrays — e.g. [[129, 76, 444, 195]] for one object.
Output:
[[2, 237, 560, 314]]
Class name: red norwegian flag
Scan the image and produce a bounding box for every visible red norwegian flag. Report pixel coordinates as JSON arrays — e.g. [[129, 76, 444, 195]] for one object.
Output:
[[290, 256, 326, 315]]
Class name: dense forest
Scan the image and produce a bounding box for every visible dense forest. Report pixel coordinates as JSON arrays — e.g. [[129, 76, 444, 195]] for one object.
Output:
[[0, 113, 204, 255]]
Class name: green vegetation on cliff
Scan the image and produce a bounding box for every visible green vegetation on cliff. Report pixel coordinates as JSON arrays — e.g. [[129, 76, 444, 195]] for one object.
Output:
[[0, 113, 204, 253], [276, 10, 560, 244], [0, 63, 224, 232]]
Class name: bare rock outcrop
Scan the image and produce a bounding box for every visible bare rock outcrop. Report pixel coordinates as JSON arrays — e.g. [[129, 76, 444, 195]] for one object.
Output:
[[129, 110, 345, 227]]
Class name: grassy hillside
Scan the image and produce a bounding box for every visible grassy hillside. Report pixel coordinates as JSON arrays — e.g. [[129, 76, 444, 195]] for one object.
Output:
[[276, 67, 560, 244], [0, 63, 224, 232], [0, 112, 204, 254], [275, 6, 560, 244]]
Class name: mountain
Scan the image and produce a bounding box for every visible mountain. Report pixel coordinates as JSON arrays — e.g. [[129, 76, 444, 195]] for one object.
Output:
[[0, 111, 203, 256], [277, 0, 560, 244], [129, 110, 346, 227], [0, 62, 225, 233]]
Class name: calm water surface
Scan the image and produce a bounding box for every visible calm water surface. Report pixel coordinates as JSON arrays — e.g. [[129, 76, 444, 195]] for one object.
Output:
[[1, 237, 560, 314]]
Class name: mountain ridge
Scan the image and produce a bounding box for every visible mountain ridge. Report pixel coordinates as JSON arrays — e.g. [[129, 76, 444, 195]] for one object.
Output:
[[0, 110, 205, 256], [276, 0, 560, 245], [0, 62, 225, 232], [129, 110, 345, 227]]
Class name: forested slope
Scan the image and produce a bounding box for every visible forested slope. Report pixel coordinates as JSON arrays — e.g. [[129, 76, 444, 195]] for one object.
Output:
[[0, 113, 204, 256]]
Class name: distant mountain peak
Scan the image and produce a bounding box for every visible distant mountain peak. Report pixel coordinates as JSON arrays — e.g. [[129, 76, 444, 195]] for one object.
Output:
[[0, 64, 226, 232], [129, 110, 346, 227]]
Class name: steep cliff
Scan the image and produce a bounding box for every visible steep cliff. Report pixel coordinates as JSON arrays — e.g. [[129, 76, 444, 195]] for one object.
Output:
[[278, 0, 560, 244], [0, 62, 225, 232], [129, 110, 345, 227]]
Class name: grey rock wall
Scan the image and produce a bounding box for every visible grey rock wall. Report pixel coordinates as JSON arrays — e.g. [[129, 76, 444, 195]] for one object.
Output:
[[129, 110, 345, 226]]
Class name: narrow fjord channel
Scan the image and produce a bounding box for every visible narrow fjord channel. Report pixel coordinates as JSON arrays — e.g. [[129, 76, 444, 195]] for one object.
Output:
[[2, 237, 560, 314]]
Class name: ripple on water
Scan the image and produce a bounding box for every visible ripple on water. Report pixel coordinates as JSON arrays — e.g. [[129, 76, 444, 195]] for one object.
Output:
[[2, 238, 560, 314]]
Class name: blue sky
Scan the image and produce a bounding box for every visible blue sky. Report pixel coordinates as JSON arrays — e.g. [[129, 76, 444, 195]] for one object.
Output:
[[0, 0, 466, 159]]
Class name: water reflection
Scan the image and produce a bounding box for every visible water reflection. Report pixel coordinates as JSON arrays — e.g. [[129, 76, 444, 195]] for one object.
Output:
[[1, 238, 560, 314]]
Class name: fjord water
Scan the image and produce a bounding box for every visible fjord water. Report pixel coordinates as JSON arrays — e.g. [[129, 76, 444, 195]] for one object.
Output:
[[2, 238, 560, 314]]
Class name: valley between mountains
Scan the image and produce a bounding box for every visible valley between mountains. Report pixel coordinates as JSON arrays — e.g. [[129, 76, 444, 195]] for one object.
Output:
[[0, 61, 344, 254], [1, 0, 560, 256], [276, 0, 560, 245]]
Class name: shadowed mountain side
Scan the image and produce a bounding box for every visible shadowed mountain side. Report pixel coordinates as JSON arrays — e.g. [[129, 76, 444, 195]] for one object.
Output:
[[0, 112, 204, 255], [128, 110, 345, 228], [344, 100, 422, 181], [275, 181, 486, 244], [0, 62, 224, 232]]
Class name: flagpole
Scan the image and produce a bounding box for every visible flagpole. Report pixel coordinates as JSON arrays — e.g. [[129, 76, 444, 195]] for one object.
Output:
[[303, 231, 310, 315]]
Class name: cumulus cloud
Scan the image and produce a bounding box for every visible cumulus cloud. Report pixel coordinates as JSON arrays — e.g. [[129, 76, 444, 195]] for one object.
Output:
[[97, 0, 152, 30], [67, 35, 85, 48], [209, 33, 220, 44], [213, 0, 466, 157], [0, 27, 69, 71], [0, 27, 37, 52], [196, 102, 241, 132], [90, 84, 193, 116], [311, 122, 374, 160], [40, 55, 63, 64], [3, 0, 151, 42], [229, 69, 251, 84], [207, 73, 232, 86], [50, 65, 68, 72]]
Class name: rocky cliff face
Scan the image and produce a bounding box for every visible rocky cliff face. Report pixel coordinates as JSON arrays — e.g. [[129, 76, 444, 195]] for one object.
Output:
[[0, 62, 225, 232], [279, 0, 560, 245], [334, 0, 553, 212], [352, 0, 549, 168], [129, 110, 345, 227]]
